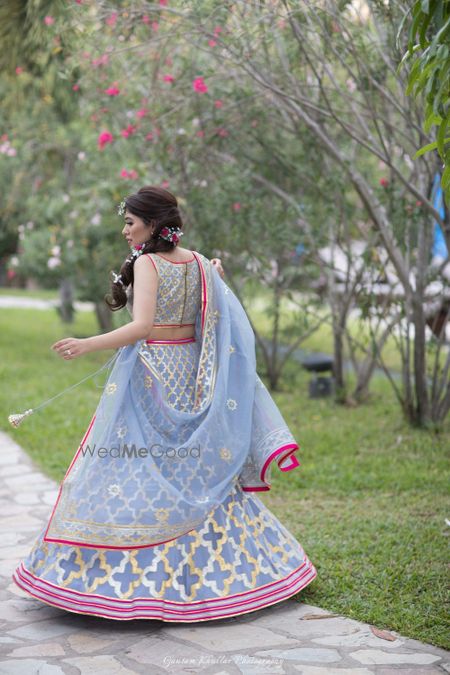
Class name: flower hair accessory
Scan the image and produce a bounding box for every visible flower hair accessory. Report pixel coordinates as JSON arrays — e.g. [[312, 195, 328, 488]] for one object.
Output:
[[117, 199, 127, 216], [159, 226, 184, 243], [111, 271, 124, 287]]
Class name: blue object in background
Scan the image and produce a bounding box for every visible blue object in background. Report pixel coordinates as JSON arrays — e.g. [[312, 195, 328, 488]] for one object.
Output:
[[431, 172, 448, 259]]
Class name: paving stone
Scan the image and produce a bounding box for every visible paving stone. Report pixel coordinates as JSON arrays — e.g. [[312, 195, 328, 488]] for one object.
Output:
[[373, 669, 445, 674], [292, 668, 374, 675], [125, 636, 229, 671], [0, 660, 64, 675], [13, 493, 42, 506], [7, 619, 78, 641], [7, 642, 66, 657], [163, 622, 298, 652], [67, 631, 115, 654], [312, 628, 404, 648], [254, 647, 341, 663], [0, 545, 35, 560], [0, 464, 34, 477], [230, 653, 285, 674], [63, 655, 141, 674], [41, 490, 59, 506], [4, 473, 54, 488], [0, 532, 28, 546], [350, 649, 441, 665], [1, 514, 43, 529]]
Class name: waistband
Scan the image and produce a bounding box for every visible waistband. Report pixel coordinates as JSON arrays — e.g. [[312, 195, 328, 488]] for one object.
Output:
[[145, 337, 197, 345]]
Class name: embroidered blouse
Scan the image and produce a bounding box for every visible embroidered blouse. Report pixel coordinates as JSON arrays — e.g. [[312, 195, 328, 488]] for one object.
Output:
[[126, 252, 202, 327]]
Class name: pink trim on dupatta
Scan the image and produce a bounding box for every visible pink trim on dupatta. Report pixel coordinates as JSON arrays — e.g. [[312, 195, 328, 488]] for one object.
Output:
[[242, 443, 301, 492], [43, 412, 97, 544]]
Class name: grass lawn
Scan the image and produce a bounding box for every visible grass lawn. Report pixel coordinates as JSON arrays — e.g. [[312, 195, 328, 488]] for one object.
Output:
[[0, 302, 448, 650], [0, 287, 59, 300]]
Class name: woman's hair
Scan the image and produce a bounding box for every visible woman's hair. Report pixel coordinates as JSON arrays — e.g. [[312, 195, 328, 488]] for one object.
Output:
[[104, 185, 184, 311]]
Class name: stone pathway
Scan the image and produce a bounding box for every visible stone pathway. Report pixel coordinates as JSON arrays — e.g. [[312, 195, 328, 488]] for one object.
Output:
[[0, 430, 448, 675], [0, 296, 93, 311]]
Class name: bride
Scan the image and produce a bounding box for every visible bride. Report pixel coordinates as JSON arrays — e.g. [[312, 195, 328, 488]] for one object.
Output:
[[12, 185, 317, 621]]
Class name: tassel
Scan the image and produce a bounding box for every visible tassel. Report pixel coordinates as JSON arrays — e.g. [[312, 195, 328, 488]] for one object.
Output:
[[8, 409, 34, 428], [7, 349, 122, 429]]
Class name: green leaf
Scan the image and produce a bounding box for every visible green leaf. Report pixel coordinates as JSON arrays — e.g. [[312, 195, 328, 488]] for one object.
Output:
[[414, 137, 450, 158], [441, 163, 450, 190], [437, 116, 449, 156]]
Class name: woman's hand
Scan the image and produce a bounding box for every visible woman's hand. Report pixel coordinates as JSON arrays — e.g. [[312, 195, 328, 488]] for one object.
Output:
[[51, 337, 92, 360], [211, 258, 225, 279]]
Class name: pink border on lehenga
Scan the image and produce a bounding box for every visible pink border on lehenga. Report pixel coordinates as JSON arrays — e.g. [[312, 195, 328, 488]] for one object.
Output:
[[242, 443, 301, 492], [12, 555, 317, 622]]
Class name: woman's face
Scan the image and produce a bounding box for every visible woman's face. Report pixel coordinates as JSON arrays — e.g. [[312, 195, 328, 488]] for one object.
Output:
[[122, 210, 153, 248]]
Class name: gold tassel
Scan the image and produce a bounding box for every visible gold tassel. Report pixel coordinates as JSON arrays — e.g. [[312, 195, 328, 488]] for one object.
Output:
[[7, 348, 123, 430], [8, 409, 34, 428]]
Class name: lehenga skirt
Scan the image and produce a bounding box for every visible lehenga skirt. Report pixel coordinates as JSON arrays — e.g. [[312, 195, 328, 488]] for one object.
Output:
[[12, 336, 317, 622]]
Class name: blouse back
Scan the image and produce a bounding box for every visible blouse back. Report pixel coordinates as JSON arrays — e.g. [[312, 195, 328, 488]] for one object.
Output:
[[126, 252, 202, 327]]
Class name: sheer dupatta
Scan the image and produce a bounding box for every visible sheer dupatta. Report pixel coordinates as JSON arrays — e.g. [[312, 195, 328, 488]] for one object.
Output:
[[43, 252, 301, 550]]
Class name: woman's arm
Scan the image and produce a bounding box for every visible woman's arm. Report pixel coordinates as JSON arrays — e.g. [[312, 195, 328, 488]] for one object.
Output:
[[51, 255, 158, 359]]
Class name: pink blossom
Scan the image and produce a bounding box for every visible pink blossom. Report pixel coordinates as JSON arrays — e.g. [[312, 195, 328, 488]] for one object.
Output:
[[142, 14, 150, 24], [120, 169, 138, 179], [163, 74, 174, 83], [217, 128, 228, 137], [72, 84, 80, 91], [136, 108, 148, 118], [214, 26, 222, 35], [104, 86, 120, 96], [193, 76, 208, 93], [7, 269, 16, 280], [232, 202, 241, 211], [196, 130, 205, 138], [92, 54, 109, 67], [106, 12, 118, 26], [145, 132, 154, 141], [15, 66, 23, 75], [98, 131, 114, 150], [120, 124, 137, 138], [44, 16, 55, 25], [214, 99, 223, 108], [208, 39, 217, 47], [159, 0, 168, 5], [161, 180, 170, 188], [379, 177, 388, 187], [152, 21, 159, 31]]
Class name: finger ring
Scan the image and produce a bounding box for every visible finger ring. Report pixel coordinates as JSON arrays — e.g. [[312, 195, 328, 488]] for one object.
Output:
[[66, 349, 71, 355]]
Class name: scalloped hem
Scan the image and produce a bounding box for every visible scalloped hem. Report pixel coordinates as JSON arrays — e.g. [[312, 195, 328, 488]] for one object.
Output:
[[12, 558, 317, 622]]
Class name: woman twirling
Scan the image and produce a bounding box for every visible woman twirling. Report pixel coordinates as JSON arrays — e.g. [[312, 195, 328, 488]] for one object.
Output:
[[12, 186, 317, 621]]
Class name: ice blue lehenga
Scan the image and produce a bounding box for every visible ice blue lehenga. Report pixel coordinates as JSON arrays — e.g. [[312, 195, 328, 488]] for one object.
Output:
[[12, 250, 317, 621]]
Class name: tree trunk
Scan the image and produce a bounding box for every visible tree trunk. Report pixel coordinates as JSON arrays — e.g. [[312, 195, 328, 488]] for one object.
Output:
[[94, 300, 113, 333], [58, 278, 74, 323]]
